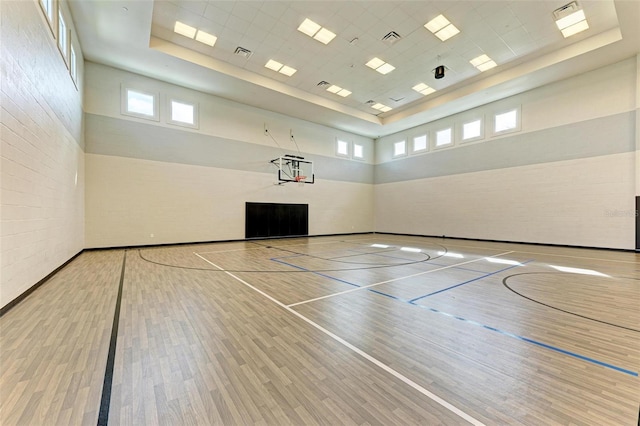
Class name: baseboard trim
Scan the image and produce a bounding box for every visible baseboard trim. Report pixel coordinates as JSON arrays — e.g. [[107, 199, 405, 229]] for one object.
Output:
[[0, 250, 84, 318], [374, 232, 636, 253], [1, 232, 374, 316]]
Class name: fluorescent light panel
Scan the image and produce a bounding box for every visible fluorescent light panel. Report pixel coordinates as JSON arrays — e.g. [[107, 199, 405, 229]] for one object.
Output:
[[314, 27, 336, 44], [470, 54, 497, 72], [424, 14, 460, 41], [195, 30, 217, 46], [412, 83, 436, 96], [561, 20, 589, 37], [555, 9, 589, 38], [298, 18, 321, 36], [365, 57, 395, 75], [265, 60, 296, 76], [174, 21, 197, 38], [297, 18, 336, 44], [265, 59, 283, 71], [376, 63, 395, 75], [337, 89, 351, 97]]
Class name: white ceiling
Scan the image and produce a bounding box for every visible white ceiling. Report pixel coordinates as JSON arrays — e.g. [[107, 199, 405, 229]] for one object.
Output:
[[69, 0, 640, 138]]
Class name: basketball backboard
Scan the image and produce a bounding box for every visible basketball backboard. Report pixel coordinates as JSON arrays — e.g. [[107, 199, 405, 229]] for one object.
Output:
[[270, 155, 315, 185]]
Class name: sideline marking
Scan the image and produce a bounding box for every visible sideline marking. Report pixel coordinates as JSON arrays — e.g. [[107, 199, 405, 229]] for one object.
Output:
[[193, 252, 485, 426], [97, 250, 127, 426], [288, 251, 514, 307]]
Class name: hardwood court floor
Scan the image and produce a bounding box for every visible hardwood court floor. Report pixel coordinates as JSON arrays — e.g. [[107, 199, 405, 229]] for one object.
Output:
[[1, 234, 638, 425]]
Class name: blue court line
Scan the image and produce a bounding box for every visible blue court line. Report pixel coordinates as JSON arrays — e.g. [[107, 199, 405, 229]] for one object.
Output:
[[413, 305, 638, 377], [272, 257, 638, 376], [409, 261, 533, 304], [270, 258, 361, 288]]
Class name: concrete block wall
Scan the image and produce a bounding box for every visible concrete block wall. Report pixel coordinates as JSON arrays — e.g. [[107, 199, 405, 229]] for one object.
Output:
[[374, 58, 637, 249], [0, 0, 85, 309], [84, 63, 374, 247]]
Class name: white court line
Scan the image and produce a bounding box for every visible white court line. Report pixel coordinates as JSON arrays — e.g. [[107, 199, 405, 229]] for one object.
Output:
[[288, 251, 515, 307], [193, 252, 485, 426]]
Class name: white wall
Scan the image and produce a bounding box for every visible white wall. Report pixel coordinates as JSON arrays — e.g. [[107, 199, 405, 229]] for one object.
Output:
[[1, 0, 85, 309], [84, 63, 374, 247], [374, 58, 637, 249]]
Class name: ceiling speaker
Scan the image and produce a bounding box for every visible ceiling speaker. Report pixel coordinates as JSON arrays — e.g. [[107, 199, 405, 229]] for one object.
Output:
[[434, 65, 445, 79]]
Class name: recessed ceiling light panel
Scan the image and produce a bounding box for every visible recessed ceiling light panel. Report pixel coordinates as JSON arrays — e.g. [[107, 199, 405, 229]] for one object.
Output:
[[326, 85, 342, 93], [265, 59, 283, 72], [314, 27, 336, 44], [365, 57, 395, 75], [195, 30, 217, 46], [298, 18, 321, 37], [425, 14, 459, 41], [174, 21, 197, 38], [279, 65, 297, 76]]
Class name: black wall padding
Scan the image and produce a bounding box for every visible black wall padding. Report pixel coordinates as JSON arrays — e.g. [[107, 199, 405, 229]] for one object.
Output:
[[246, 202, 309, 239]]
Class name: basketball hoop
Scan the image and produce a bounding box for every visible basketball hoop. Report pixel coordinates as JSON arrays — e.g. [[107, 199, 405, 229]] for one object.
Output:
[[295, 175, 307, 186]]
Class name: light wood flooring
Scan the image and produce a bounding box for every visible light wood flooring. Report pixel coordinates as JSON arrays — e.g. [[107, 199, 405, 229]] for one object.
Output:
[[1, 234, 639, 425]]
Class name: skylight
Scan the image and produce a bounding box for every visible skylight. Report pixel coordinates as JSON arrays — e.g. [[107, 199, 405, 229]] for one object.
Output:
[[365, 57, 395, 75], [412, 83, 436, 96], [297, 18, 336, 44], [424, 14, 460, 41], [470, 54, 497, 72]]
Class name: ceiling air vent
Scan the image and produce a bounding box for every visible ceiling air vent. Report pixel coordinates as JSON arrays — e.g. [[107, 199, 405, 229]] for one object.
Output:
[[234, 46, 252, 58], [381, 31, 402, 44], [365, 100, 376, 105], [317, 81, 331, 87], [553, 1, 579, 19]]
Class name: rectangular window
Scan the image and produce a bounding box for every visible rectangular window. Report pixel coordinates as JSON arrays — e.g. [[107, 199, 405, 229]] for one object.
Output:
[[336, 139, 349, 157], [168, 99, 198, 128], [353, 143, 364, 159], [462, 118, 483, 141], [121, 87, 159, 121], [435, 128, 452, 147], [494, 108, 519, 134], [70, 45, 77, 83], [40, 0, 54, 26], [58, 10, 68, 60], [393, 140, 406, 157], [412, 134, 427, 152]]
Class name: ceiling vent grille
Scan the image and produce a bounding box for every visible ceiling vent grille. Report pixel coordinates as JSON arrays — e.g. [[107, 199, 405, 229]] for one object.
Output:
[[317, 81, 331, 87], [234, 46, 252, 58], [365, 100, 376, 105], [381, 31, 402, 44], [553, 1, 580, 19]]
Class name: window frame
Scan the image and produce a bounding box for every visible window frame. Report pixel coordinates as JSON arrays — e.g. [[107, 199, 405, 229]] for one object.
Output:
[[336, 138, 350, 157], [57, 8, 69, 64], [433, 126, 454, 149], [411, 133, 428, 154], [492, 106, 521, 136], [121, 86, 160, 122], [393, 139, 407, 158], [39, 0, 56, 36], [167, 98, 199, 129], [353, 143, 364, 160], [459, 116, 484, 143], [70, 44, 78, 85]]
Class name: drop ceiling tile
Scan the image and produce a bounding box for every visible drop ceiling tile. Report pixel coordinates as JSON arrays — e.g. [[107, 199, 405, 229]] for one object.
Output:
[[225, 14, 252, 34], [169, 0, 207, 15], [230, 2, 260, 23], [251, 11, 278, 32], [203, 4, 230, 26]]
